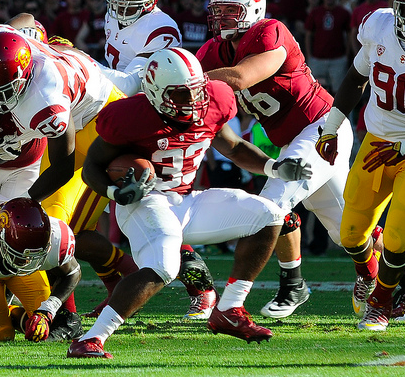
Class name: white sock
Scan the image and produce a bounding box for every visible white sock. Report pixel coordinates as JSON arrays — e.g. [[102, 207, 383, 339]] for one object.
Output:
[[80, 305, 124, 345], [278, 257, 301, 269], [217, 279, 253, 311]]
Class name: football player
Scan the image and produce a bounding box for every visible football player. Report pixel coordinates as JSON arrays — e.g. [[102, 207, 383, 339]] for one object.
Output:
[[196, 0, 353, 319], [84, 0, 218, 319], [0, 198, 81, 342], [0, 20, 133, 338], [315, 2, 405, 330], [67, 47, 312, 358]]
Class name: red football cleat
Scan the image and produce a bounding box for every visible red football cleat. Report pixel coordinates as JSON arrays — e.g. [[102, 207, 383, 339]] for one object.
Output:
[[207, 306, 273, 344], [67, 337, 113, 359]]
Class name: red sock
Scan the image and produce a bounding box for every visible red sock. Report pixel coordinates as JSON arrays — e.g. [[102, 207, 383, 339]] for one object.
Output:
[[61, 292, 77, 313], [368, 280, 396, 307], [354, 252, 378, 280], [97, 272, 122, 296]]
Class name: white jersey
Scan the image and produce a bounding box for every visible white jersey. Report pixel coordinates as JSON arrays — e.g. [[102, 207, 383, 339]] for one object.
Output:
[[101, 8, 181, 95], [355, 9, 405, 142], [104, 7, 181, 71], [0, 25, 114, 154], [0, 216, 75, 278]]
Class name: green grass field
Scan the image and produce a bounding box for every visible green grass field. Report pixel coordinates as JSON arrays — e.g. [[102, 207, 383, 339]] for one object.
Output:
[[1, 248, 405, 377]]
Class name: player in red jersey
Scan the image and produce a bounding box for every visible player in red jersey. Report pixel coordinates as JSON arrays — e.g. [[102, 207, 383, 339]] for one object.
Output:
[[196, 0, 354, 319], [67, 47, 312, 358]]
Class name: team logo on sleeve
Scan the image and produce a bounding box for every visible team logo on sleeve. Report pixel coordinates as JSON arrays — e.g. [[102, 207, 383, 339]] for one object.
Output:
[[15, 46, 31, 70]]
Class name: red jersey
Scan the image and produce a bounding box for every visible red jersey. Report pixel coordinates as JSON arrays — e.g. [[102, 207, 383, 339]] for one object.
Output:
[[305, 5, 351, 59], [96, 80, 237, 195], [197, 19, 333, 147]]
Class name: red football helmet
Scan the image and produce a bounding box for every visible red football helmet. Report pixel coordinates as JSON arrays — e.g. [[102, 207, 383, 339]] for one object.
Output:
[[0, 31, 34, 114], [0, 198, 51, 276]]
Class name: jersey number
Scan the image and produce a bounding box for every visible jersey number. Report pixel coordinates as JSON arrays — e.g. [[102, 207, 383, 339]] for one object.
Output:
[[373, 62, 405, 113], [151, 139, 210, 190], [236, 89, 281, 119]]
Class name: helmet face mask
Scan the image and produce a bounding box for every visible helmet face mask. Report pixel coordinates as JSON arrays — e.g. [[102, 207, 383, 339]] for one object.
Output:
[[107, 0, 158, 26], [394, 0, 405, 42], [0, 31, 33, 114], [207, 0, 266, 41], [0, 198, 51, 276], [142, 48, 210, 126]]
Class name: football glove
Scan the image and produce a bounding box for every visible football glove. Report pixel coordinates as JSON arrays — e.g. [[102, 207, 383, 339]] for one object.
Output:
[[362, 141, 405, 172], [315, 127, 338, 165], [25, 310, 53, 342], [272, 158, 312, 181], [0, 139, 22, 161], [113, 167, 157, 205]]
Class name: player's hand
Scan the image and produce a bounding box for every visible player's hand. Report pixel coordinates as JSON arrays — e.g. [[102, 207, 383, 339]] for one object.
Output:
[[113, 167, 157, 205], [25, 310, 53, 342], [315, 128, 338, 165], [362, 141, 405, 172], [272, 158, 312, 181]]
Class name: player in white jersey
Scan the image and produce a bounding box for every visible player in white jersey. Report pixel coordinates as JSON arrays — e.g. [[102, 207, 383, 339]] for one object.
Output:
[[315, 3, 405, 330], [100, 0, 181, 96], [0, 198, 81, 342]]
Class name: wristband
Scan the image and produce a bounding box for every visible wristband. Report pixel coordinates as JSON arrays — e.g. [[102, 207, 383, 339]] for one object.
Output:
[[263, 159, 277, 178], [107, 185, 119, 200], [323, 107, 346, 135], [37, 296, 62, 319]]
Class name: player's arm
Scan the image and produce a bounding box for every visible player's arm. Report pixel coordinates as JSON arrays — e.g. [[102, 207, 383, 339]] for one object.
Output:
[[213, 123, 312, 181], [6, 12, 36, 29], [27, 116, 76, 202], [206, 47, 287, 91], [316, 61, 368, 165], [46, 258, 81, 305], [98, 56, 146, 96], [25, 258, 81, 342], [82, 136, 126, 198]]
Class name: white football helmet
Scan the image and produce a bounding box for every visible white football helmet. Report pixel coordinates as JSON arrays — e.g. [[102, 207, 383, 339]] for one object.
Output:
[[394, 0, 405, 42], [107, 0, 158, 26], [207, 0, 266, 41], [142, 48, 209, 125]]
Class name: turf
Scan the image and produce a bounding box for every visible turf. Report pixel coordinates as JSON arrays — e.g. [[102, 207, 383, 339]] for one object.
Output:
[[1, 249, 405, 376]]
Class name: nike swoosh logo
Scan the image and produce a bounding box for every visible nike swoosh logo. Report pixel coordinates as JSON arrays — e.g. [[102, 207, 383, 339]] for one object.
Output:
[[122, 40, 128, 44], [221, 314, 239, 327], [195, 132, 204, 139]]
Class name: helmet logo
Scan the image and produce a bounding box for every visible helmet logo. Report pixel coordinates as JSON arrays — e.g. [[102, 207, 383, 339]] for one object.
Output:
[[15, 47, 31, 70], [0, 210, 10, 229], [146, 60, 158, 84]]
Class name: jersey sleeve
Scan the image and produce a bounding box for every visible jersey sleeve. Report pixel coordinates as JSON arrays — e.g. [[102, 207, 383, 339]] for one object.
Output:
[[246, 19, 286, 55], [41, 217, 75, 270], [206, 80, 237, 127]]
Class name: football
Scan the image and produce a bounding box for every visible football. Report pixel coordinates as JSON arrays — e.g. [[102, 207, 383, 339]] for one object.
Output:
[[106, 154, 155, 188]]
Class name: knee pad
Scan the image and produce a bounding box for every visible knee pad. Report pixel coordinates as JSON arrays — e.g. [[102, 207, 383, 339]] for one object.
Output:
[[280, 211, 301, 236]]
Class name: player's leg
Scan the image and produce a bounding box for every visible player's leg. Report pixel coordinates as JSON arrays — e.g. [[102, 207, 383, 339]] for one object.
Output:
[[68, 194, 183, 358], [357, 162, 405, 330], [340, 133, 392, 319], [259, 118, 353, 318], [182, 188, 284, 342]]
